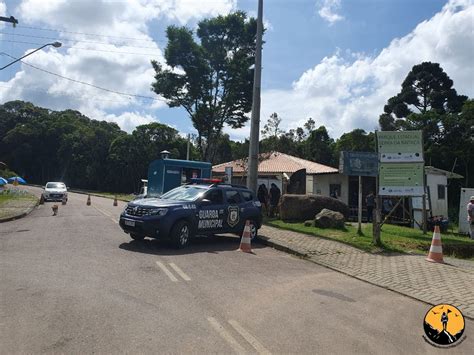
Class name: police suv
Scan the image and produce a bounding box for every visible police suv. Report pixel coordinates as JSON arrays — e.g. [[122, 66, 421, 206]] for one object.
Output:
[[119, 179, 262, 248]]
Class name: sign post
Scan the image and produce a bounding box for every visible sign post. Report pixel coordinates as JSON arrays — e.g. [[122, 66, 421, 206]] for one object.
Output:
[[339, 151, 378, 235], [376, 130, 425, 240]]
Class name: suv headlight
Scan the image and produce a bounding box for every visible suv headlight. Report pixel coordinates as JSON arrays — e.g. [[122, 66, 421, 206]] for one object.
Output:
[[148, 208, 168, 216]]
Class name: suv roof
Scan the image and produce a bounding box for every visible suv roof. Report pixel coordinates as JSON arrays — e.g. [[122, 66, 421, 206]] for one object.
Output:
[[187, 178, 251, 191]]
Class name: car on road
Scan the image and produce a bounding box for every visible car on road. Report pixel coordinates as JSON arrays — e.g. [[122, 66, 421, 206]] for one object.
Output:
[[42, 182, 68, 202], [119, 179, 262, 248]]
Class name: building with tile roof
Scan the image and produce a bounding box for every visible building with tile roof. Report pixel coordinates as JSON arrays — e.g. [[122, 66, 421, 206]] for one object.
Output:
[[212, 151, 338, 175]]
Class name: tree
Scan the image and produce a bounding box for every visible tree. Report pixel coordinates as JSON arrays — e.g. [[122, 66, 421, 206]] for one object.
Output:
[[151, 12, 258, 161], [304, 117, 316, 133], [379, 62, 467, 130], [334, 129, 375, 156], [304, 126, 335, 166], [261, 112, 283, 138]]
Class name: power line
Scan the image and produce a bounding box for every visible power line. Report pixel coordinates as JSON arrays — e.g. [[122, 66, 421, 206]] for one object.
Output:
[[16, 25, 157, 43], [0, 83, 136, 105], [0, 39, 161, 57], [0, 52, 167, 103], [0, 31, 165, 49]]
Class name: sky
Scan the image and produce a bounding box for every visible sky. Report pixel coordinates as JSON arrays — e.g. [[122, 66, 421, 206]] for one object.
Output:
[[0, 0, 473, 140]]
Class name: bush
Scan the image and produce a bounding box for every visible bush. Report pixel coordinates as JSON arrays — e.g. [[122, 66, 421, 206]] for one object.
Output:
[[280, 194, 350, 222]]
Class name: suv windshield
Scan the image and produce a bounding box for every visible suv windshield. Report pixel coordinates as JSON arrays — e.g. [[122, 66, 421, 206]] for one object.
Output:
[[46, 183, 65, 189], [160, 185, 207, 201]]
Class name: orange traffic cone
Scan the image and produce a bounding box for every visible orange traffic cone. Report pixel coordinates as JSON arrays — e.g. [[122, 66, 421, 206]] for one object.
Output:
[[239, 220, 253, 253], [113, 196, 118, 206], [426, 225, 444, 263], [86, 194, 91, 206]]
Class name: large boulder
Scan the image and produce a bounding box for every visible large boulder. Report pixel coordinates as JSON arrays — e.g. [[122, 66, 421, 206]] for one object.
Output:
[[314, 209, 345, 229], [280, 194, 349, 222]]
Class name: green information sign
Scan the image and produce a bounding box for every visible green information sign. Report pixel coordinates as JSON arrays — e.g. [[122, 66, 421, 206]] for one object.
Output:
[[379, 162, 424, 196], [377, 131, 423, 162]]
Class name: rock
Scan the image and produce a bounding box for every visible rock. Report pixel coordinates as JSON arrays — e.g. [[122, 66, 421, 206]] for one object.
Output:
[[314, 209, 345, 229], [304, 220, 315, 227], [280, 194, 349, 222]]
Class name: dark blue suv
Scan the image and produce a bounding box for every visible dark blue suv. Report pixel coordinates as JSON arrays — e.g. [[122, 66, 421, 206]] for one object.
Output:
[[119, 181, 262, 248]]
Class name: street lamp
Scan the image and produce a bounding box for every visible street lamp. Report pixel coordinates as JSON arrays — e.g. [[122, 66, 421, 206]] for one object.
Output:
[[0, 42, 62, 70]]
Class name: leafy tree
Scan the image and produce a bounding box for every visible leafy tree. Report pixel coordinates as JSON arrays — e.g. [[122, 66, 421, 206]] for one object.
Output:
[[210, 133, 234, 164], [304, 117, 316, 133], [261, 112, 283, 138], [379, 62, 467, 130], [304, 126, 335, 165], [0, 101, 189, 193], [151, 12, 258, 161], [334, 129, 375, 156]]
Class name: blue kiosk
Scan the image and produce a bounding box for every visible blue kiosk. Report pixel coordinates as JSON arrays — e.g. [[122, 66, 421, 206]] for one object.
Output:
[[147, 150, 212, 197]]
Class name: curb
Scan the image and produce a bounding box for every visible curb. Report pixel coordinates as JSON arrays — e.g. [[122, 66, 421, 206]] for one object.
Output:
[[258, 235, 474, 321], [258, 235, 308, 258], [27, 184, 131, 202], [0, 199, 39, 223]]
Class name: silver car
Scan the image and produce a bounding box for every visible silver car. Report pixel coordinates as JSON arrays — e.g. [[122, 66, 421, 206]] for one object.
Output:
[[43, 182, 68, 202]]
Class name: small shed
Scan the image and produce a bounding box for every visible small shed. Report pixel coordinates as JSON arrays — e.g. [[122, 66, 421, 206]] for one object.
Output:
[[147, 158, 211, 197]]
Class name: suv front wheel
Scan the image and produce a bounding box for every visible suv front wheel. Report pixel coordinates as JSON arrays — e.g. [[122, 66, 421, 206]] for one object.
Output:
[[171, 220, 191, 249]]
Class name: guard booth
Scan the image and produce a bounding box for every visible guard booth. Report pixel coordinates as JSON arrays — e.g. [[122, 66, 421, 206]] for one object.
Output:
[[147, 151, 211, 197]]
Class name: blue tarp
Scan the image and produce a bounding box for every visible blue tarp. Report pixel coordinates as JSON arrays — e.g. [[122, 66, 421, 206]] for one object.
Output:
[[7, 176, 26, 184]]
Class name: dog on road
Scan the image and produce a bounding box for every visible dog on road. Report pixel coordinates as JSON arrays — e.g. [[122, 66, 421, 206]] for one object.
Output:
[[52, 204, 58, 216]]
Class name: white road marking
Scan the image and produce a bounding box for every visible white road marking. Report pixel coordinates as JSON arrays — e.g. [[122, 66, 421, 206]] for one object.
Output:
[[92, 205, 119, 224], [207, 317, 246, 354], [169, 262, 191, 281], [155, 261, 179, 282], [228, 319, 271, 355]]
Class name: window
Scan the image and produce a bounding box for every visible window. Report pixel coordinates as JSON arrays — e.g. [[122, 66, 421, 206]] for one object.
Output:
[[225, 190, 242, 204], [204, 189, 223, 204], [241, 191, 254, 202], [330, 184, 341, 198], [160, 185, 206, 201], [437, 184, 446, 200]]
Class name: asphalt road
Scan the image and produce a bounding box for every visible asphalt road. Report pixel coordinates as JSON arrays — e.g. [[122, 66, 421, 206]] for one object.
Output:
[[1, 186, 472, 354]]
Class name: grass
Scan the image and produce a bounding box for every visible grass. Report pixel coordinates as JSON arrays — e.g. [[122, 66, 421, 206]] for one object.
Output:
[[266, 218, 474, 259], [0, 190, 38, 219]]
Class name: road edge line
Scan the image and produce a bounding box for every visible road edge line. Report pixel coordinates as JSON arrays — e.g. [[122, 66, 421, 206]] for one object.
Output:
[[207, 317, 246, 354]]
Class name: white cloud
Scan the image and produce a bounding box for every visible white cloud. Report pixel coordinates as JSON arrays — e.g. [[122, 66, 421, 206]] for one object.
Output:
[[105, 111, 157, 133], [317, 0, 344, 25], [0, 1, 7, 29], [18, 0, 236, 31], [256, 0, 474, 139], [0, 0, 236, 133]]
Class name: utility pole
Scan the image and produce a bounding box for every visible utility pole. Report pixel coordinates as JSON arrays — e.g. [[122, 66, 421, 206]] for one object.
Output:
[[186, 134, 190, 160], [247, 0, 263, 193]]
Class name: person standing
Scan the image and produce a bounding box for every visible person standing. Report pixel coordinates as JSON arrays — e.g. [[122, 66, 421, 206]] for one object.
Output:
[[269, 183, 281, 218], [257, 184, 268, 214], [441, 312, 448, 332], [366, 191, 375, 223], [468, 196, 474, 240]]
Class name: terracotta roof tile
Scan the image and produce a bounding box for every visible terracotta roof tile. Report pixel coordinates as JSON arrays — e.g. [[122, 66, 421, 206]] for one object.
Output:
[[212, 152, 338, 175]]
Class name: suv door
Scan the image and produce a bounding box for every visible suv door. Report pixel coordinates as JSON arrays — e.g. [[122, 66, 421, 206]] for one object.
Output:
[[196, 188, 227, 234], [224, 189, 245, 233]]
